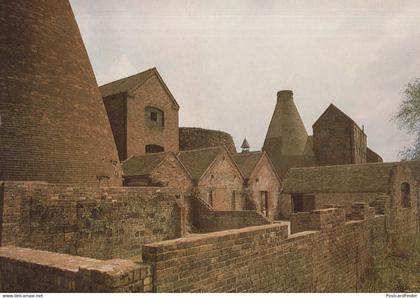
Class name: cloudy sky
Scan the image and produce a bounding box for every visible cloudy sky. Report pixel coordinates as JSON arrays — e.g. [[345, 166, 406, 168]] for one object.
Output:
[[71, 0, 420, 161]]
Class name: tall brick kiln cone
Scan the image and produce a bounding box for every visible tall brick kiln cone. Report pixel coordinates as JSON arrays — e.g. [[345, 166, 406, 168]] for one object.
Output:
[[0, 1, 122, 186], [263, 90, 311, 155]]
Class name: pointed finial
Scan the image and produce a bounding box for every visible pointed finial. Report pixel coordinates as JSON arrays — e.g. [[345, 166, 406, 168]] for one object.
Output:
[[241, 138, 250, 153]]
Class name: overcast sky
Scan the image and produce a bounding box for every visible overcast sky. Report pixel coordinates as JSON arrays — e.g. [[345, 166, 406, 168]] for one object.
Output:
[[71, 0, 420, 161]]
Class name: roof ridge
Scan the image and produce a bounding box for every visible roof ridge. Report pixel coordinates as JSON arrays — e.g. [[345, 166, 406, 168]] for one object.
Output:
[[233, 151, 262, 157], [179, 146, 224, 154], [99, 68, 155, 88], [288, 161, 400, 171]]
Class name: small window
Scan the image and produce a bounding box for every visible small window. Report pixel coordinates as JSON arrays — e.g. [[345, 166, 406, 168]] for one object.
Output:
[[145, 144, 164, 154], [401, 182, 411, 208], [231, 190, 236, 210], [150, 111, 158, 122], [145, 106, 164, 127], [208, 190, 214, 206]]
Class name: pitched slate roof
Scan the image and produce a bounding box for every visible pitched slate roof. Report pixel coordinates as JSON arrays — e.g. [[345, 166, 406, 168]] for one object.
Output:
[[233, 152, 263, 178], [122, 152, 170, 177], [177, 147, 222, 180], [99, 67, 179, 108], [282, 162, 401, 193]]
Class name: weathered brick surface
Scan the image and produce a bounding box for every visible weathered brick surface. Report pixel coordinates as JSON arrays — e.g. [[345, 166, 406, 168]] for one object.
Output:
[[127, 74, 179, 156], [0, 246, 152, 293], [102, 70, 179, 159], [179, 127, 237, 154], [313, 104, 367, 166], [103, 93, 128, 161], [190, 196, 271, 233], [143, 214, 388, 293], [247, 156, 281, 220], [290, 207, 346, 234], [0, 0, 122, 186], [198, 150, 244, 210], [0, 182, 184, 259]]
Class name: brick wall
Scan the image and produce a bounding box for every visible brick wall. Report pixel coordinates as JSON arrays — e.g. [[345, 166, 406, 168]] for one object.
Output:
[[0, 0, 122, 186], [103, 93, 128, 161], [0, 182, 184, 260], [0, 246, 152, 293], [198, 150, 244, 210], [179, 127, 236, 154], [313, 105, 366, 166], [247, 156, 281, 220], [190, 196, 271, 233], [127, 74, 179, 156], [143, 210, 388, 292]]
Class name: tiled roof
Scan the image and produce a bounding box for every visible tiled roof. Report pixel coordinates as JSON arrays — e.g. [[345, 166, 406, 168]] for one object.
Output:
[[122, 152, 170, 177], [177, 147, 222, 180], [99, 68, 155, 98], [282, 162, 402, 193], [233, 152, 263, 178], [99, 67, 179, 109]]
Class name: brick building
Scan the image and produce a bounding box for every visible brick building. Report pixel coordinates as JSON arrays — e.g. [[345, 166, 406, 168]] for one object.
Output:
[[100, 68, 180, 161], [122, 152, 192, 193], [233, 151, 281, 220], [263, 90, 383, 177], [263, 90, 318, 177], [177, 147, 245, 211], [280, 161, 418, 220], [313, 104, 367, 165]]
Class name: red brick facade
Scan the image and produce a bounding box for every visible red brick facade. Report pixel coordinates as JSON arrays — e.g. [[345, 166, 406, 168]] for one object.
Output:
[[246, 154, 281, 220], [0, 0, 122, 186], [197, 149, 244, 211], [101, 69, 179, 160], [313, 104, 367, 166]]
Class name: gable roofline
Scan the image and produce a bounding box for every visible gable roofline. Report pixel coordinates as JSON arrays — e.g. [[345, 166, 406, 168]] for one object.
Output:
[[233, 151, 263, 179], [241, 151, 281, 183], [200, 146, 245, 182], [122, 151, 193, 180], [178, 146, 244, 182], [313, 103, 365, 134], [172, 152, 194, 180], [258, 151, 282, 183], [99, 67, 180, 110]]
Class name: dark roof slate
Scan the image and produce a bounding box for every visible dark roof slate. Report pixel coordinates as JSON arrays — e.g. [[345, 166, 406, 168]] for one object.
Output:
[[99, 68, 155, 98], [233, 152, 263, 178], [282, 162, 401, 193], [177, 147, 222, 180], [122, 152, 169, 177], [99, 68, 179, 109]]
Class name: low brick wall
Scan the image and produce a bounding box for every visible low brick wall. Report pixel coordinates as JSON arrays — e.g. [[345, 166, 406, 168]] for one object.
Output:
[[191, 196, 270, 232], [0, 181, 184, 260], [143, 210, 387, 292], [0, 246, 152, 292]]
